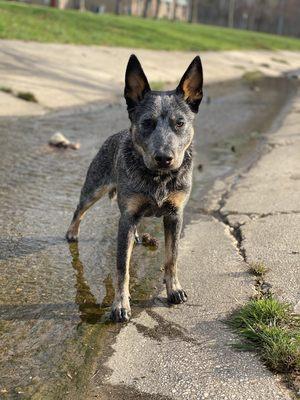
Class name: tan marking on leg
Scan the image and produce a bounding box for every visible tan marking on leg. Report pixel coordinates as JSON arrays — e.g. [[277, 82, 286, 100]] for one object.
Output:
[[126, 194, 148, 215], [163, 220, 187, 304], [164, 227, 173, 266], [164, 228, 180, 292], [117, 234, 134, 299], [166, 191, 187, 209], [108, 186, 117, 200], [112, 219, 136, 322], [66, 186, 109, 241], [164, 263, 181, 296], [67, 210, 87, 239]]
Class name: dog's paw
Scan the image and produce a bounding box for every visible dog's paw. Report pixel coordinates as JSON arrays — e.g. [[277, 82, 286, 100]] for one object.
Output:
[[110, 306, 131, 323], [168, 289, 188, 304], [110, 296, 131, 323]]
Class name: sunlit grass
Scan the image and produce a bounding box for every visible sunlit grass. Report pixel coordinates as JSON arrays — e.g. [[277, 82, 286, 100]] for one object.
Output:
[[248, 261, 269, 277], [0, 1, 300, 51], [229, 297, 300, 373]]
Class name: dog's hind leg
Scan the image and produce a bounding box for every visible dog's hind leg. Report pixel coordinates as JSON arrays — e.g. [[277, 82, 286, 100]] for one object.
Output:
[[66, 135, 118, 242], [66, 185, 110, 242]]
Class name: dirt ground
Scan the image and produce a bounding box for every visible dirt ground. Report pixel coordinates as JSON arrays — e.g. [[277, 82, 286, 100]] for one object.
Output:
[[0, 40, 300, 115]]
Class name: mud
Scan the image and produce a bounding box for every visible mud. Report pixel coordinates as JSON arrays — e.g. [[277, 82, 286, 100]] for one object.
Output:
[[0, 77, 294, 399]]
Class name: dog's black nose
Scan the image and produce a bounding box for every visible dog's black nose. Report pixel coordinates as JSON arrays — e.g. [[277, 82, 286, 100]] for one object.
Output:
[[154, 153, 174, 168]]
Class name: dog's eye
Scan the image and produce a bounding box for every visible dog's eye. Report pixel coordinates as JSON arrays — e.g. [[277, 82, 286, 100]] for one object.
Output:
[[176, 120, 185, 128], [142, 119, 156, 132]]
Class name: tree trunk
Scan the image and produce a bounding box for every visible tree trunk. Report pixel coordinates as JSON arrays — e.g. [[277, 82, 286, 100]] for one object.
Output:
[[115, 0, 122, 15], [277, 0, 285, 35], [172, 0, 177, 21], [127, 0, 132, 15], [143, 0, 151, 18], [154, 0, 161, 19], [188, 0, 195, 23], [228, 0, 235, 28], [79, 0, 85, 11]]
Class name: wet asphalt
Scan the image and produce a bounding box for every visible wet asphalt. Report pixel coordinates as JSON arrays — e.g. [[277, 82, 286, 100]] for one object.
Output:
[[0, 77, 293, 399]]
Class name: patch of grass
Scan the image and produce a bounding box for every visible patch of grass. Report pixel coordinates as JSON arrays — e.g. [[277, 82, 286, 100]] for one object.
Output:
[[271, 57, 289, 65], [0, 2, 300, 51], [259, 326, 300, 372], [229, 297, 300, 373], [150, 81, 167, 91], [242, 70, 265, 83], [16, 91, 38, 102], [0, 86, 12, 93], [234, 64, 246, 70], [249, 261, 269, 277]]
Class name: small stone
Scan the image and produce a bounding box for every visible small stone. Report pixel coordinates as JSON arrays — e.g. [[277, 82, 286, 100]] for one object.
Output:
[[68, 142, 81, 150], [49, 132, 70, 147], [49, 132, 80, 150], [66, 372, 72, 379]]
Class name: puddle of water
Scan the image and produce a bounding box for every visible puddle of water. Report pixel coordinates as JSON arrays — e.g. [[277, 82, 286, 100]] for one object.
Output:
[[0, 77, 294, 398]]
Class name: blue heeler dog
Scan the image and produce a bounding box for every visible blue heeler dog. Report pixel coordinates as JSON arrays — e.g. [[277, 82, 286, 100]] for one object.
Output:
[[66, 54, 203, 322]]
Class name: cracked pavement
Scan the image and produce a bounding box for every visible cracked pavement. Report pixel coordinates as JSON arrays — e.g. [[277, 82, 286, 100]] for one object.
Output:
[[221, 90, 300, 311], [89, 90, 300, 400], [1, 40, 299, 398]]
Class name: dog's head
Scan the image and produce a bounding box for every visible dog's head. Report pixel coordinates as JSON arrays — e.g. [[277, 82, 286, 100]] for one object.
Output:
[[124, 54, 203, 172]]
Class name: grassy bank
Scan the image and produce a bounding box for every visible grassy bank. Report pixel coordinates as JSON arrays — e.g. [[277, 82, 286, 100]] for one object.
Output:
[[228, 262, 299, 394], [229, 297, 300, 373], [1, 1, 300, 50]]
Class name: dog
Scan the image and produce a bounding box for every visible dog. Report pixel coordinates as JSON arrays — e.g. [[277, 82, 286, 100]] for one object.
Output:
[[66, 54, 203, 322]]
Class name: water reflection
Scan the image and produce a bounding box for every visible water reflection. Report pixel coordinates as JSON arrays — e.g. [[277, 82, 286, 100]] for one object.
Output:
[[69, 242, 114, 324], [0, 241, 114, 325]]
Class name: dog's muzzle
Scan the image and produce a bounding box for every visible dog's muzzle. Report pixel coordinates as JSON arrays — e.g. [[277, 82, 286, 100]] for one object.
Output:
[[154, 152, 174, 169]]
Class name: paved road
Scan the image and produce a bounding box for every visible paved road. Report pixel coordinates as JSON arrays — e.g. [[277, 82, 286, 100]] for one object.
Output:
[[222, 90, 300, 311], [0, 41, 299, 399], [88, 88, 300, 400]]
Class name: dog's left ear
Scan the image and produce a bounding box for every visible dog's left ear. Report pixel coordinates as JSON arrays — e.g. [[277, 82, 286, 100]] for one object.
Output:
[[124, 54, 151, 115], [176, 56, 203, 113]]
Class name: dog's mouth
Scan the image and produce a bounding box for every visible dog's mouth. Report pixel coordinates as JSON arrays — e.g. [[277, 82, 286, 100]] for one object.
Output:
[[154, 167, 174, 174]]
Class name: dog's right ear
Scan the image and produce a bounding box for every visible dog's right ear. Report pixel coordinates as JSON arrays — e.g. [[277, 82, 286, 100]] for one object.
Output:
[[124, 54, 151, 115]]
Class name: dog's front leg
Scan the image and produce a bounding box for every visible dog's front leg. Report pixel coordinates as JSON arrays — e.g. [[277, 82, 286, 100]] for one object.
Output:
[[111, 214, 137, 322], [163, 212, 187, 304]]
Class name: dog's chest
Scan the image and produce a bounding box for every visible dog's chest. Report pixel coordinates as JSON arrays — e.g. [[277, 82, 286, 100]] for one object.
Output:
[[144, 185, 185, 217], [143, 200, 174, 217]]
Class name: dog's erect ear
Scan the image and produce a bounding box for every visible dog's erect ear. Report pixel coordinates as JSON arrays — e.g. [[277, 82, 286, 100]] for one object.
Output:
[[124, 54, 151, 114], [176, 56, 203, 113]]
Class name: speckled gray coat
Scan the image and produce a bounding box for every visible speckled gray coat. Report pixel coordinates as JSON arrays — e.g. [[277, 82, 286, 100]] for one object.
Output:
[[66, 54, 203, 322]]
